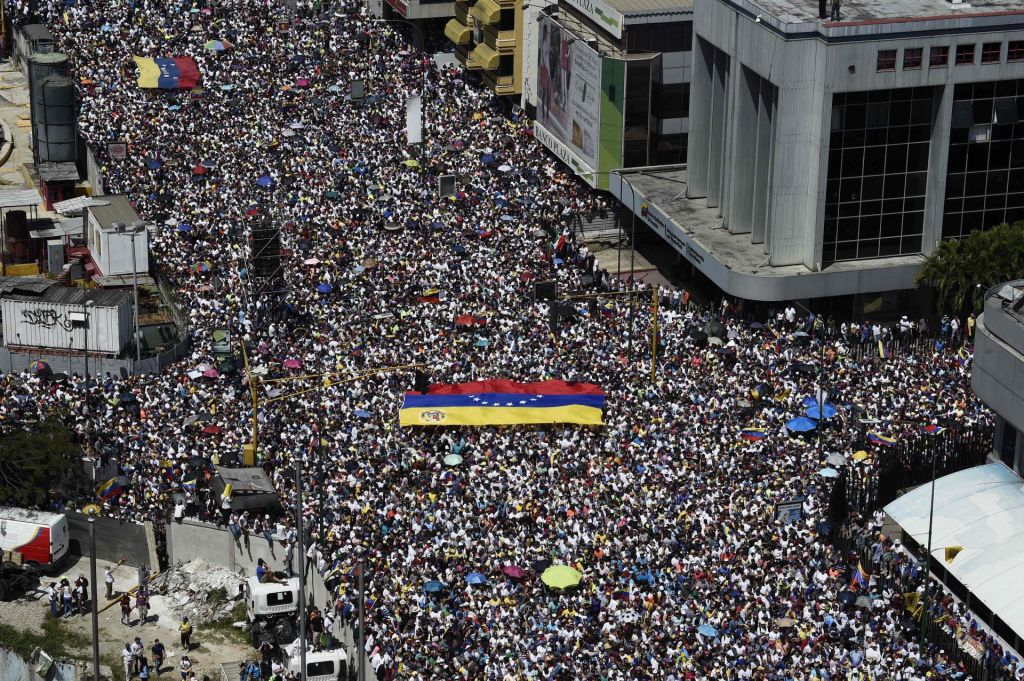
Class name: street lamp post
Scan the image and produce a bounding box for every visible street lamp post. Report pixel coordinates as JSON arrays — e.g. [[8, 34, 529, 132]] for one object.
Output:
[[920, 446, 939, 648], [88, 510, 100, 681]]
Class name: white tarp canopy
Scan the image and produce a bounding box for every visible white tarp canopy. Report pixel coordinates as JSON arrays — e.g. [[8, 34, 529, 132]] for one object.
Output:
[[884, 463, 1024, 639]]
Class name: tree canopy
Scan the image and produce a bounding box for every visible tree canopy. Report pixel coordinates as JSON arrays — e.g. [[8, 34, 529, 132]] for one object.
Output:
[[0, 420, 80, 507], [915, 221, 1024, 315]]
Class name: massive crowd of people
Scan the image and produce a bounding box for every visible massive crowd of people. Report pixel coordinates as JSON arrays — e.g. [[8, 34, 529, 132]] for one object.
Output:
[[0, 0, 1017, 677]]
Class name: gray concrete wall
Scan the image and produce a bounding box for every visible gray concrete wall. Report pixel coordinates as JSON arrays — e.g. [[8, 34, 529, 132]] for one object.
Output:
[[0, 334, 190, 377], [166, 519, 332, 609], [973, 306, 1024, 439], [0, 649, 83, 681], [67, 512, 152, 569]]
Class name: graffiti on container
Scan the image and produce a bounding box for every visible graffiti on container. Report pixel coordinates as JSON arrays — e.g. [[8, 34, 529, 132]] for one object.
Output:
[[21, 308, 74, 331]]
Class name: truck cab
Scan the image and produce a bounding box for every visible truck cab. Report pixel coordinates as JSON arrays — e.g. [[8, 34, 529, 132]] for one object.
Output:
[[285, 648, 348, 681], [242, 576, 299, 648]]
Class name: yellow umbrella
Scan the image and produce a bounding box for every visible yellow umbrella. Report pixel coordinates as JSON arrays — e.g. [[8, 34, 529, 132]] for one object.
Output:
[[541, 565, 582, 590], [852, 450, 871, 462], [402, 159, 420, 168]]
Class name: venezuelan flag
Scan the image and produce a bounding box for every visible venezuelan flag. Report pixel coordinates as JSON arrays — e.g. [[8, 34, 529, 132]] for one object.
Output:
[[867, 432, 897, 447], [133, 56, 201, 89], [181, 479, 197, 492], [739, 428, 766, 441], [921, 424, 945, 436], [96, 478, 123, 501], [850, 561, 870, 590], [399, 379, 603, 426]]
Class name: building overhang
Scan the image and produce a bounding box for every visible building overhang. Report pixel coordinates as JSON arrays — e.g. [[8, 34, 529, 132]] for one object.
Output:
[[444, 18, 472, 44], [470, 42, 501, 70], [611, 167, 924, 301], [472, 0, 501, 24]]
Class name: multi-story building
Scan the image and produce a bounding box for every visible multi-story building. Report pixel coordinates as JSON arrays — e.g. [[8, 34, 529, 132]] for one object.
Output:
[[610, 0, 1024, 306], [368, 0, 455, 22], [446, 0, 530, 96], [526, 0, 694, 189], [974, 281, 1024, 476]]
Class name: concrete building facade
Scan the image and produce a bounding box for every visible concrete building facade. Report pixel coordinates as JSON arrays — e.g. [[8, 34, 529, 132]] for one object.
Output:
[[973, 281, 1024, 476], [612, 0, 1024, 302]]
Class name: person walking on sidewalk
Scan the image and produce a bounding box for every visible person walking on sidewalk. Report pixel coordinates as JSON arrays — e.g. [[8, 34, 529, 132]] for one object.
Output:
[[136, 590, 149, 625]]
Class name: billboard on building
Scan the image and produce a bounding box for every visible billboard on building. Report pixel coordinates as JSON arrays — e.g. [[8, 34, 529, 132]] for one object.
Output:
[[561, 0, 624, 38], [536, 15, 602, 171]]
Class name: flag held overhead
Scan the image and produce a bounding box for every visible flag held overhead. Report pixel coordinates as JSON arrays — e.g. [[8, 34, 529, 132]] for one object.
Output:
[[400, 379, 604, 426]]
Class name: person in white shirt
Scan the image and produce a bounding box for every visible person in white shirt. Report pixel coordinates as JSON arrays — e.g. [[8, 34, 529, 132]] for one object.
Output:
[[121, 644, 134, 681]]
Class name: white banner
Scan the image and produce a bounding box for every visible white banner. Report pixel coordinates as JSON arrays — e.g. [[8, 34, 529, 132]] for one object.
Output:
[[406, 95, 422, 145]]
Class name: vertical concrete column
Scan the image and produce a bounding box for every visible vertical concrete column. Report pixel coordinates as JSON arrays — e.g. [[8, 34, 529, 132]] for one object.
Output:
[[687, 38, 714, 199], [751, 79, 777, 245], [923, 83, 952, 256], [727, 66, 758, 234], [706, 48, 730, 209]]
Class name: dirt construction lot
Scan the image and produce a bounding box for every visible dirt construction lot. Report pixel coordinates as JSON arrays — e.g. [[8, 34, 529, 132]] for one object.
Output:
[[0, 555, 252, 680]]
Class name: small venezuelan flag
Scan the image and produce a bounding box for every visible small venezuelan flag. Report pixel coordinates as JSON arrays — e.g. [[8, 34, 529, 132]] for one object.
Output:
[[921, 424, 945, 436], [850, 561, 870, 590], [400, 379, 604, 426], [878, 340, 890, 359], [739, 428, 766, 441], [867, 432, 897, 447], [96, 478, 123, 501]]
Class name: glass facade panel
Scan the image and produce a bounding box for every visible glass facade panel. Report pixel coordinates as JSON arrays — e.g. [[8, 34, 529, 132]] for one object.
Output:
[[943, 77, 1024, 240], [823, 88, 933, 265]]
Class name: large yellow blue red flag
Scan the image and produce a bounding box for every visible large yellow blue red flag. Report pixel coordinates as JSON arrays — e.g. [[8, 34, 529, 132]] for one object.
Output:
[[133, 56, 201, 89], [399, 379, 604, 426]]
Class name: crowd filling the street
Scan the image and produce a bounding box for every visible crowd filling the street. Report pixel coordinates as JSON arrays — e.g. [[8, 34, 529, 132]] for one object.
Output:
[[0, 0, 1020, 679]]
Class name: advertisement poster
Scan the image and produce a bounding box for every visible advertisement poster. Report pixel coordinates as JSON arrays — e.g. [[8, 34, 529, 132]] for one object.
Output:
[[536, 16, 602, 171]]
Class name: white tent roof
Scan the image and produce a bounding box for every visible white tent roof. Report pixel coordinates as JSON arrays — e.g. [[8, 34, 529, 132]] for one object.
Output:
[[884, 463, 1024, 638]]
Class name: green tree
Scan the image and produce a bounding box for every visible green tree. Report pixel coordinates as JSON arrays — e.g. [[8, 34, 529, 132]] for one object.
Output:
[[915, 221, 1024, 315], [0, 420, 80, 506]]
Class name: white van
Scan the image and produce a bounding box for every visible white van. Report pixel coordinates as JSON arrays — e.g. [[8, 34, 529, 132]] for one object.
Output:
[[284, 643, 348, 681], [0, 507, 69, 568]]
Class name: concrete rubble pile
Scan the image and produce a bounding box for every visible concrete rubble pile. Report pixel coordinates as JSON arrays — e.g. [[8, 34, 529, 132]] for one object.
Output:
[[152, 558, 242, 625]]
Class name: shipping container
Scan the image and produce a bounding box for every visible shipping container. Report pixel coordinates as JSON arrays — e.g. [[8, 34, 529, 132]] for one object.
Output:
[[1, 288, 132, 355]]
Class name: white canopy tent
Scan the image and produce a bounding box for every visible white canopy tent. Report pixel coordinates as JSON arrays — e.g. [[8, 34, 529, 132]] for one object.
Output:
[[884, 463, 1024, 640]]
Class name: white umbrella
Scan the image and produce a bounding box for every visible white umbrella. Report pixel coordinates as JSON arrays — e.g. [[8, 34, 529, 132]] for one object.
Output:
[[497, 164, 512, 173]]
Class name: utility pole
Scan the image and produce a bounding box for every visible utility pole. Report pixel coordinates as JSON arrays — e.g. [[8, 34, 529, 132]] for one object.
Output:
[[920, 446, 938, 649], [358, 554, 366, 681], [88, 511, 100, 681], [650, 288, 658, 383], [294, 458, 307, 679]]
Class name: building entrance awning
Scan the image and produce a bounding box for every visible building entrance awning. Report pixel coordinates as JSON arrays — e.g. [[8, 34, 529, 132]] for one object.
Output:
[[883, 463, 1024, 642]]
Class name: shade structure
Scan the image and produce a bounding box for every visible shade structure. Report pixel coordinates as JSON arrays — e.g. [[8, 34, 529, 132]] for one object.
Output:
[[501, 565, 527, 579], [540, 565, 582, 590], [472, 0, 500, 24], [805, 403, 837, 419], [697, 624, 718, 637], [423, 580, 445, 594], [786, 417, 817, 433], [316, 283, 333, 294], [256, 174, 274, 187], [466, 572, 487, 585], [282, 358, 302, 369], [818, 467, 840, 478], [444, 453, 463, 466]]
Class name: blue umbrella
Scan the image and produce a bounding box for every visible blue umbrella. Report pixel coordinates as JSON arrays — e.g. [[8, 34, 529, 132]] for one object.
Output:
[[220, 84, 236, 91], [786, 417, 817, 433], [697, 624, 718, 637], [167, 104, 181, 111], [423, 580, 445, 594], [201, 159, 216, 168], [805, 403, 837, 419], [354, 409, 371, 419], [499, 215, 515, 222], [480, 153, 495, 165], [466, 572, 487, 585], [256, 175, 274, 188], [474, 338, 490, 348], [145, 158, 162, 170], [316, 283, 333, 294], [327, 84, 342, 92], [634, 570, 654, 584], [801, 396, 818, 409], [452, 244, 467, 255], [819, 467, 840, 478], [552, 258, 564, 266], [177, 223, 192, 232]]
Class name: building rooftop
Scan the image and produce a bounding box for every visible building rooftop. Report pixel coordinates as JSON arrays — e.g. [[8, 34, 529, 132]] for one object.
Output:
[[88, 195, 141, 231], [4, 284, 129, 308], [728, 0, 1024, 32], [605, 0, 693, 17]]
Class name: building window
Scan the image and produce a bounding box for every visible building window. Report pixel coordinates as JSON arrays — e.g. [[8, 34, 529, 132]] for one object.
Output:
[[981, 42, 1002, 64], [942, 77, 1024, 241], [955, 44, 975, 65], [876, 50, 897, 72], [929, 46, 949, 68], [903, 48, 923, 70], [1008, 40, 1024, 62], [626, 22, 692, 53], [823, 87, 934, 265]]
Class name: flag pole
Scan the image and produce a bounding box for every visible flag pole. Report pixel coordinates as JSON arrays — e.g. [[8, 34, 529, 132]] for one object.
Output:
[[920, 445, 938, 649]]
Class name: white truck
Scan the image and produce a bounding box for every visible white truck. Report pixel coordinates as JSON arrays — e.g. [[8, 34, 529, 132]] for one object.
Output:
[[242, 575, 300, 648], [284, 640, 348, 681], [0, 506, 69, 568]]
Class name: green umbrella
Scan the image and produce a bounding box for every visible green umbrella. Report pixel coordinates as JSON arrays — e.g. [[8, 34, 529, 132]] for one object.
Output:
[[540, 565, 582, 590]]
